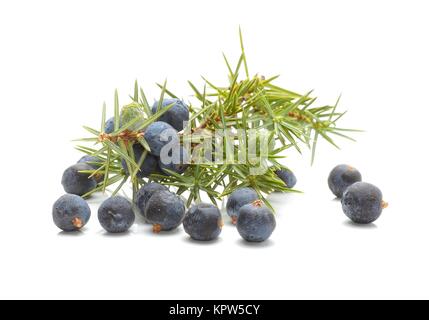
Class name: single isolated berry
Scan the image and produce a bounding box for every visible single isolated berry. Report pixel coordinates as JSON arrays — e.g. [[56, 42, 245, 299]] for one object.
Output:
[[52, 194, 91, 232], [341, 182, 388, 224], [104, 117, 115, 134], [121, 143, 160, 178], [158, 144, 190, 175], [226, 187, 259, 224], [145, 190, 185, 232], [77, 155, 104, 183], [144, 121, 179, 157], [98, 196, 135, 233], [237, 200, 276, 242], [328, 164, 362, 198], [135, 182, 169, 217], [61, 163, 97, 196], [275, 168, 297, 188], [183, 203, 223, 241], [120, 102, 145, 131], [152, 98, 189, 131]]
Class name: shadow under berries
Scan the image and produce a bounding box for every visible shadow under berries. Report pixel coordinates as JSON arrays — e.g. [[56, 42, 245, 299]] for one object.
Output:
[[342, 220, 378, 229], [235, 238, 275, 248], [182, 236, 222, 245]]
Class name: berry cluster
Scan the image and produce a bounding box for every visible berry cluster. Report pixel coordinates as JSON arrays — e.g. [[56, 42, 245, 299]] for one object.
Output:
[[53, 31, 379, 245], [53, 162, 388, 243], [56, 91, 297, 241]]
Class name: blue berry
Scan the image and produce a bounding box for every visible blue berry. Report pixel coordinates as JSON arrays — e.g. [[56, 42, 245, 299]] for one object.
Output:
[[152, 98, 189, 131], [98, 196, 135, 233], [121, 144, 160, 178], [135, 182, 169, 217], [144, 121, 179, 156], [145, 190, 185, 232], [78, 155, 102, 169], [237, 200, 276, 242], [104, 117, 115, 134], [52, 194, 91, 231], [183, 203, 223, 241], [341, 182, 387, 224], [158, 144, 190, 175], [77, 155, 104, 183], [120, 103, 145, 131], [328, 164, 362, 198], [275, 168, 297, 188], [226, 187, 259, 224], [61, 163, 97, 196]]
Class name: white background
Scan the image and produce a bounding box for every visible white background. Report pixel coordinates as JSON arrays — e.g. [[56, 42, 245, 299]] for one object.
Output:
[[0, 0, 428, 299]]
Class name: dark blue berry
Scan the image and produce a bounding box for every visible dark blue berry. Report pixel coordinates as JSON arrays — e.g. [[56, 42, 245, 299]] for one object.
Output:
[[328, 164, 362, 198], [98, 196, 135, 233], [77, 155, 104, 183], [237, 200, 276, 242], [152, 98, 189, 131], [341, 182, 387, 224], [144, 121, 179, 157], [52, 194, 91, 231], [145, 190, 185, 232], [183, 203, 223, 241], [121, 143, 160, 178], [158, 144, 190, 175], [135, 182, 169, 217], [275, 168, 297, 188], [104, 117, 115, 134], [61, 163, 97, 196], [226, 187, 259, 224], [78, 155, 102, 169]]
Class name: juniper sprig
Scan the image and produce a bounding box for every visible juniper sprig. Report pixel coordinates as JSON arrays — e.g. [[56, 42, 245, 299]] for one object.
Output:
[[75, 30, 358, 210]]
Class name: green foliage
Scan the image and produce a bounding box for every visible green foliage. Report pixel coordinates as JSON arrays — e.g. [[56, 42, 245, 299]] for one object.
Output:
[[75, 31, 358, 208]]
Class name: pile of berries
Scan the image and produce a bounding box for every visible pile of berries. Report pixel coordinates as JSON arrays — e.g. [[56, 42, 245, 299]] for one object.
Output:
[[53, 179, 279, 242], [54, 161, 388, 244], [54, 97, 387, 243], [54, 97, 299, 243]]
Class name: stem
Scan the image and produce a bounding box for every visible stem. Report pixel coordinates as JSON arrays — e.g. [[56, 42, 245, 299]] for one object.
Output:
[[99, 130, 144, 143]]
